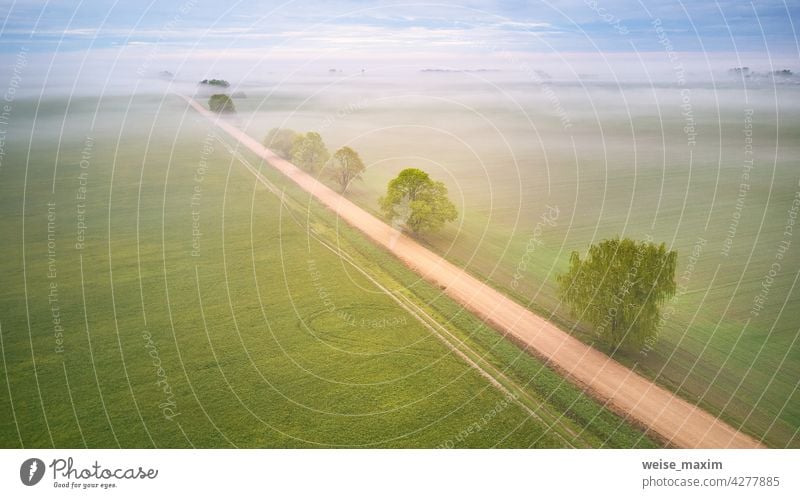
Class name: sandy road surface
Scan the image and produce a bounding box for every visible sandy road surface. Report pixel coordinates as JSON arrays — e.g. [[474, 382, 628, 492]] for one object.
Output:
[[181, 95, 764, 448]]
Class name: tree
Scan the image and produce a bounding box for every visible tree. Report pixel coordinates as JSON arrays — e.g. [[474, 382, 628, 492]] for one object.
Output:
[[199, 78, 230, 88], [263, 128, 298, 159], [379, 168, 457, 234], [291, 132, 329, 172], [557, 237, 677, 349], [331, 146, 365, 192], [208, 94, 235, 113]]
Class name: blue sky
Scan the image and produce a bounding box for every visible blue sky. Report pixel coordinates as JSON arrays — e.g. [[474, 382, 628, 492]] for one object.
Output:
[[1, 0, 798, 80]]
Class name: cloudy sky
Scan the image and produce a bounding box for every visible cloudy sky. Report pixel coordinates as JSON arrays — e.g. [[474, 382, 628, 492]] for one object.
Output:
[[1, 0, 797, 84]]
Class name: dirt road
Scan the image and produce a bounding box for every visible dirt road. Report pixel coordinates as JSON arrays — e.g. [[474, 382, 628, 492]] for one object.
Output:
[[181, 95, 764, 448]]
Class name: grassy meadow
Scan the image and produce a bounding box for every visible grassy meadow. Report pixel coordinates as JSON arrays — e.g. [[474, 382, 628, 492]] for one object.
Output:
[[0, 93, 657, 448], [234, 75, 800, 447]]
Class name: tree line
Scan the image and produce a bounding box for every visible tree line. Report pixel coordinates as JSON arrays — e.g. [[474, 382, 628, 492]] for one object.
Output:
[[263, 128, 458, 236], [263, 128, 365, 193]]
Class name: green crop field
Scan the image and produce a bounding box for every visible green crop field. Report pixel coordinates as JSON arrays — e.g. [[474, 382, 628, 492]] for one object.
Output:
[[0, 94, 657, 448], [235, 78, 800, 447]]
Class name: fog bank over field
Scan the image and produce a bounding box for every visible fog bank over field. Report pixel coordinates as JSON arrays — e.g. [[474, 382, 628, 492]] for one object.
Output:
[[4, 42, 798, 100]]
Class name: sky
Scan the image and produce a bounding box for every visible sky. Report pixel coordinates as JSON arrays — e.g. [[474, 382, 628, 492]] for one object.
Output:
[[0, 0, 798, 87]]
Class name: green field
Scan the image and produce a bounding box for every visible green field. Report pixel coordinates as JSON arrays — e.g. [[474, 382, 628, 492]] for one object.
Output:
[[0, 94, 657, 448], [234, 77, 800, 447]]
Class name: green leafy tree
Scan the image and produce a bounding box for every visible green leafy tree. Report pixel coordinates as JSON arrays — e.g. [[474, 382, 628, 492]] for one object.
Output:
[[557, 237, 677, 349], [291, 132, 329, 172], [263, 128, 298, 159], [331, 146, 365, 192], [379, 168, 458, 234], [208, 94, 235, 113]]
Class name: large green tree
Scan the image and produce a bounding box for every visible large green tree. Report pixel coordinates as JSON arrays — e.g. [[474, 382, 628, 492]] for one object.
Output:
[[291, 132, 329, 172], [208, 94, 235, 113], [379, 168, 458, 234], [331, 146, 365, 192], [263, 128, 298, 159], [557, 237, 677, 349]]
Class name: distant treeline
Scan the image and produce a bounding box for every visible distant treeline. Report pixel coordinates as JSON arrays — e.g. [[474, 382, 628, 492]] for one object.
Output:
[[199, 78, 230, 88]]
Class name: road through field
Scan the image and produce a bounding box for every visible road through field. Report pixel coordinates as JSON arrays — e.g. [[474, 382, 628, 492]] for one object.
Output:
[[180, 95, 764, 448]]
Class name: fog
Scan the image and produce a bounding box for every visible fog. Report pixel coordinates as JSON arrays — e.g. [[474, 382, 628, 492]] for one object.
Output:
[[1, 21, 798, 450], [4, 40, 799, 100]]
